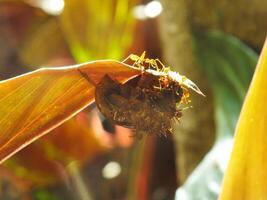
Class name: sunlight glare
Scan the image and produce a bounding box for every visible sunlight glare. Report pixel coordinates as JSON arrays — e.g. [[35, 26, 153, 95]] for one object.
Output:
[[133, 0, 163, 20], [39, 0, 65, 15], [145, 1, 163, 18], [102, 161, 121, 179]]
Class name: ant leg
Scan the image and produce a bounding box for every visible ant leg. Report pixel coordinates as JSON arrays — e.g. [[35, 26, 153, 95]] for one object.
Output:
[[122, 54, 132, 63], [159, 79, 162, 90], [145, 59, 159, 71], [155, 59, 166, 72], [122, 54, 142, 66], [180, 87, 191, 104], [149, 59, 157, 70], [153, 77, 163, 90], [153, 60, 161, 71], [148, 59, 155, 70], [122, 55, 141, 70]]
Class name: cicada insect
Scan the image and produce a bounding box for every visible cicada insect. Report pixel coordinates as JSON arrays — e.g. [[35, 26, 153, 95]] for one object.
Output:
[[95, 52, 204, 137]]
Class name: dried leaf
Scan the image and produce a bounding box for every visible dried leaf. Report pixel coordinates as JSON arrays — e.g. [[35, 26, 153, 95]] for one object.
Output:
[[0, 60, 139, 163]]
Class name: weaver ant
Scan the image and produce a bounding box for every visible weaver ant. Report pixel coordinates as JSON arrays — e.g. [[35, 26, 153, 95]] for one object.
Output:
[[123, 51, 205, 97]]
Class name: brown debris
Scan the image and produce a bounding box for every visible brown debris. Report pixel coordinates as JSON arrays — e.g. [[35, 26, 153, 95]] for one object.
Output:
[[95, 73, 184, 138]]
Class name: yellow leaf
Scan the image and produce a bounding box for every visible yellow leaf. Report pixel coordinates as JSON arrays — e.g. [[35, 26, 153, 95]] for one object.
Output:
[[0, 60, 139, 164], [219, 38, 267, 199], [59, 0, 136, 61]]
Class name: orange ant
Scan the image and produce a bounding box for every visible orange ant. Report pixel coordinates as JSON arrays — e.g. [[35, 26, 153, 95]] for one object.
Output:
[[123, 51, 166, 72], [122, 51, 205, 97]]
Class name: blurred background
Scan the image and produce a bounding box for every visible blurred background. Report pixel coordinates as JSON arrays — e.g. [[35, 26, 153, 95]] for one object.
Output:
[[0, 0, 266, 199]]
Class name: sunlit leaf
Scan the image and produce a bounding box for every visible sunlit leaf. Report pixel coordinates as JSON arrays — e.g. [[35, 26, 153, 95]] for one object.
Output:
[[60, 0, 136, 61], [219, 38, 267, 199], [0, 61, 139, 164]]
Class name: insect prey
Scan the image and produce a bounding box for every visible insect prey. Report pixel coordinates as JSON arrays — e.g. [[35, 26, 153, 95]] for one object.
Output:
[[95, 52, 204, 138]]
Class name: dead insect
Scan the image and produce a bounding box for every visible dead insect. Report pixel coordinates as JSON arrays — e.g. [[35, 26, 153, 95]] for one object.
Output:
[[95, 74, 183, 137], [95, 53, 204, 138]]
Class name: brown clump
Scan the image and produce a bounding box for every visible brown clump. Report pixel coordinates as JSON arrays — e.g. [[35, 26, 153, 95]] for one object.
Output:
[[95, 73, 184, 137]]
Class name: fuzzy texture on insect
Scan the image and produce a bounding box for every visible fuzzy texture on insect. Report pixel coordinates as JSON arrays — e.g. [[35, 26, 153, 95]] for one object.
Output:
[[95, 52, 204, 137]]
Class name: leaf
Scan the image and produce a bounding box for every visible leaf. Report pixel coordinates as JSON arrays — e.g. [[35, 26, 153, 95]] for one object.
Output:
[[19, 19, 69, 68], [175, 31, 257, 199], [4, 116, 107, 185], [59, 0, 136, 62], [0, 61, 139, 164], [193, 31, 256, 138], [218, 38, 267, 199]]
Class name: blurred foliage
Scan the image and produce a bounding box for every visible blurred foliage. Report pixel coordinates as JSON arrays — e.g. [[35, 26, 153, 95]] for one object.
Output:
[[60, 0, 136, 62], [159, 0, 266, 186], [187, 0, 267, 49], [0, 0, 140, 199], [1, 0, 265, 199], [195, 31, 257, 139], [0, 0, 45, 77], [19, 19, 70, 68], [3, 117, 109, 185], [175, 31, 258, 199], [219, 38, 267, 200], [0, 165, 32, 200], [19, 0, 137, 67], [159, 0, 216, 183], [34, 190, 60, 200]]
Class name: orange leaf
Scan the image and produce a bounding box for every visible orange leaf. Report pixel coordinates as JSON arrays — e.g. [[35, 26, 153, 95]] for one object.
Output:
[[0, 60, 139, 164], [6, 117, 107, 186]]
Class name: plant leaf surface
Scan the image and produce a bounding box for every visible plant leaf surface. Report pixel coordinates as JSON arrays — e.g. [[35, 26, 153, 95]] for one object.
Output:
[[0, 60, 139, 163]]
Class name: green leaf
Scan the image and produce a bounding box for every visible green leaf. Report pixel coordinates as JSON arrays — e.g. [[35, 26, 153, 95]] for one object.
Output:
[[194, 31, 257, 139], [59, 0, 136, 62]]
